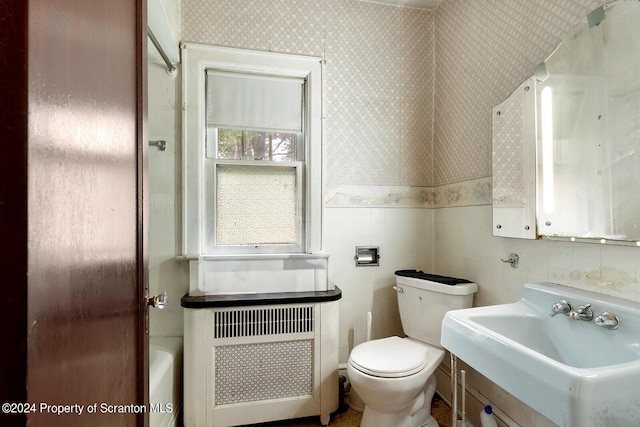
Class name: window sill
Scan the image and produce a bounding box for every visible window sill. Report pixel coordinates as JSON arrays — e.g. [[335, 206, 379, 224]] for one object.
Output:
[[178, 252, 330, 262], [181, 252, 331, 294]]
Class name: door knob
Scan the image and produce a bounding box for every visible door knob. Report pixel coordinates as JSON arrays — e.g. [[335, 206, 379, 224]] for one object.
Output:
[[147, 291, 167, 309]]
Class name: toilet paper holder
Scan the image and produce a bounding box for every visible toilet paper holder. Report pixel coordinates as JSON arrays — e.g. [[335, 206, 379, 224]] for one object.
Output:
[[355, 246, 380, 267]]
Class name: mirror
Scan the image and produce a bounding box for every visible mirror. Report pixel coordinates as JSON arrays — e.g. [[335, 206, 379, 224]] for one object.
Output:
[[492, 78, 537, 239], [493, 0, 640, 244]]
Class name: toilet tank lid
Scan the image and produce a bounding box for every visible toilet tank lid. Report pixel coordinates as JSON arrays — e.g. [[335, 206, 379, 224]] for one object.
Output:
[[395, 270, 470, 285], [395, 271, 478, 295]]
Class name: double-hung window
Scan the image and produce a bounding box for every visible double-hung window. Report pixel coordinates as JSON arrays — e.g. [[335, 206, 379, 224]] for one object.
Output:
[[182, 45, 323, 257], [205, 71, 305, 253]]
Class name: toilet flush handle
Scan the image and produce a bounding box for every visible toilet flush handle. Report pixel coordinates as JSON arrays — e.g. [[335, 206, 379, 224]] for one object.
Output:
[[392, 285, 403, 293]]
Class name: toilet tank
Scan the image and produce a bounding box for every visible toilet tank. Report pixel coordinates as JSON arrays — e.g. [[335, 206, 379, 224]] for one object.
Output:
[[395, 274, 478, 347]]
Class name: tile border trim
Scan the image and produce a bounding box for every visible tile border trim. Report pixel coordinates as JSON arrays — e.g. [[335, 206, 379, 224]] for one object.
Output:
[[324, 176, 492, 208]]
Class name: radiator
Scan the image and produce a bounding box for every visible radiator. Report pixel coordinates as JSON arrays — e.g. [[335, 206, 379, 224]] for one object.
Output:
[[214, 306, 314, 406], [213, 306, 314, 339], [184, 302, 339, 427]]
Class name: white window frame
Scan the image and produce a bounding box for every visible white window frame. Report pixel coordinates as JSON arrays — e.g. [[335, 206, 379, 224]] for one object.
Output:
[[182, 43, 324, 257]]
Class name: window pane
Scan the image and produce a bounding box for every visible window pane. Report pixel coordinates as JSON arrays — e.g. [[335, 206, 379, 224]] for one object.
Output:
[[214, 128, 298, 161], [270, 133, 298, 161], [216, 128, 243, 159], [216, 165, 298, 245]]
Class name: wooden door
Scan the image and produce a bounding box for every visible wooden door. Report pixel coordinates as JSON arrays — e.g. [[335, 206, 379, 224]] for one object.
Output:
[[0, 1, 148, 426]]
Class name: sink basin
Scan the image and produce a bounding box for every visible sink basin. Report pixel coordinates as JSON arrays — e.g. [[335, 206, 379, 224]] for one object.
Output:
[[441, 282, 640, 426]]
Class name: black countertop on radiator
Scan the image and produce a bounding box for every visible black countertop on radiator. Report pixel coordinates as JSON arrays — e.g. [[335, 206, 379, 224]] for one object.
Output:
[[181, 286, 342, 308]]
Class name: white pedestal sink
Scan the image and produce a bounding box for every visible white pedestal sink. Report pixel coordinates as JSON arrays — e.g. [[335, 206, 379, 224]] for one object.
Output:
[[442, 282, 640, 426]]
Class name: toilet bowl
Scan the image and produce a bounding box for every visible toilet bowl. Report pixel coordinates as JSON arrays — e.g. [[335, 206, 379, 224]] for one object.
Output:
[[347, 336, 444, 427], [347, 272, 477, 427]]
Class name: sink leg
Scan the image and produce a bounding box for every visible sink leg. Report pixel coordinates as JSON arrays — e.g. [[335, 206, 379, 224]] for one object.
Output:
[[451, 353, 457, 427]]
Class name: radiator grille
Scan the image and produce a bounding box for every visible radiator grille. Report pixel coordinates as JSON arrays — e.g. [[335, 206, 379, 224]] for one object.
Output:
[[213, 306, 314, 338], [215, 340, 313, 405]]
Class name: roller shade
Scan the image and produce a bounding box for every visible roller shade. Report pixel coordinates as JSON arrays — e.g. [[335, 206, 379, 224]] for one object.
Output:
[[207, 70, 304, 133]]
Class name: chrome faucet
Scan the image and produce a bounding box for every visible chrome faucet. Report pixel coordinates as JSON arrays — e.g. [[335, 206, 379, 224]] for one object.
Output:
[[595, 312, 619, 329], [549, 300, 572, 317], [569, 304, 594, 321]]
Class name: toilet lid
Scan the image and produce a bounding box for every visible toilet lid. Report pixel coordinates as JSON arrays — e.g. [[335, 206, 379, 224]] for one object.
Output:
[[349, 336, 428, 378]]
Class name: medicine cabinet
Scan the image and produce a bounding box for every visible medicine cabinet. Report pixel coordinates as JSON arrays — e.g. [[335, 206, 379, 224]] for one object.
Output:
[[492, 0, 640, 245]]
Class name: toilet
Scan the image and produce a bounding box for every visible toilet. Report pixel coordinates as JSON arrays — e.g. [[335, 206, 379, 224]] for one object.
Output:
[[347, 271, 478, 427]]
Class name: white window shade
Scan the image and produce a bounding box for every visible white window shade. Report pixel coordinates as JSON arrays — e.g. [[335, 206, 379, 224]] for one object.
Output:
[[207, 71, 304, 133]]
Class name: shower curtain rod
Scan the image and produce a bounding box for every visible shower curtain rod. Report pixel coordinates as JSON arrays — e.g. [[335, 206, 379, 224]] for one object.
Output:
[[147, 27, 177, 75]]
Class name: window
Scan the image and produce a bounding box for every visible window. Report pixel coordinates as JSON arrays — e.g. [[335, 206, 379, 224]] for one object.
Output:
[[204, 71, 305, 253], [182, 45, 323, 257]]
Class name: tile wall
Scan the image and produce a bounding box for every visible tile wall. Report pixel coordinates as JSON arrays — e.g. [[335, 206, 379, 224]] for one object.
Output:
[[324, 207, 434, 363], [148, 62, 187, 337]]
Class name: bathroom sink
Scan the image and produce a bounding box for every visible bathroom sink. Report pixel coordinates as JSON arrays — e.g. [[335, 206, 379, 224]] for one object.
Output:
[[441, 282, 640, 426]]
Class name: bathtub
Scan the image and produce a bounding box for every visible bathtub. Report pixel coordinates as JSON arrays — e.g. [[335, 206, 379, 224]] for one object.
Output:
[[150, 337, 183, 427]]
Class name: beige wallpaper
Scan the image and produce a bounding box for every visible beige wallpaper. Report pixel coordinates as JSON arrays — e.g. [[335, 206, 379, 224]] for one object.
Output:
[[181, 0, 434, 190], [433, 0, 603, 185], [181, 0, 326, 57], [182, 0, 605, 190]]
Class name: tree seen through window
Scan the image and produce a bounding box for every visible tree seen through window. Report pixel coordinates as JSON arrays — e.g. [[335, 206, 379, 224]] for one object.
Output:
[[217, 129, 298, 161]]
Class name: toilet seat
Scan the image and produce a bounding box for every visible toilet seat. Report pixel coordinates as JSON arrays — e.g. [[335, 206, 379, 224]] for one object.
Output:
[[349, 336, 429, 378]]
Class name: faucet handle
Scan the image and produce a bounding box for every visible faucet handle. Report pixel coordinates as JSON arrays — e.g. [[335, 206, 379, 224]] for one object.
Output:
[[569, 303, 594, 321], [549, 300, 572, 317], [578, 303, 591, 313], [595, 312, 619, 329]]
